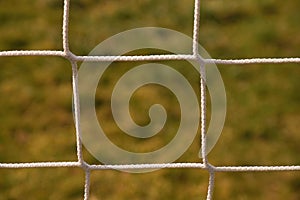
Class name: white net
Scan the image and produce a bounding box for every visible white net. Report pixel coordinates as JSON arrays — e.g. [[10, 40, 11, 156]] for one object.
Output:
[[0, 0, 299, 199]]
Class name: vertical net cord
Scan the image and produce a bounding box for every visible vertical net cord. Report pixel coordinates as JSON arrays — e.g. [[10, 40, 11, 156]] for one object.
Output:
[[200, 63, 213, 200], [192, 0, 208, 163], [70, 61, 84, 164], [71, 60, 91, 199], [192, 0, 201, 55], [63, 0, 84, 165], [63, 0, 70, 53], [206, 169, 215, 200], [63, 0, 91, 199], [84, 169, 91, 200], [192, 0, 216, 199], [199, 66, 207, 164]]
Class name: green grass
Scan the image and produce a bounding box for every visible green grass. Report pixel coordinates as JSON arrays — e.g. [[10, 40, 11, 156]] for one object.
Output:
[[0, 0, 300, 199]]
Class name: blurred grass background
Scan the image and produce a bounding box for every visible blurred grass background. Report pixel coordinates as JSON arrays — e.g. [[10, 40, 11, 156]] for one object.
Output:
[[0, 0, 300, 199]]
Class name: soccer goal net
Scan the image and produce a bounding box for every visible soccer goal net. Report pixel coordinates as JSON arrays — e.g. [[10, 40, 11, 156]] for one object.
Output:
[[0, 0, 299, 199]]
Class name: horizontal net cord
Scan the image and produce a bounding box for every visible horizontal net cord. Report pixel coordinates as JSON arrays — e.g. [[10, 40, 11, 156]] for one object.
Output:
[[208, 57, 300, 64], [0, 162, 80, 168], [1, 50, 300, 64], [0, 162, 205, 169], [74, 54, 195, 61], [0, 50, 65, 57], [215, 165, 300, 172], [1, 161, 300, 172], [88, 163, 206, 170]]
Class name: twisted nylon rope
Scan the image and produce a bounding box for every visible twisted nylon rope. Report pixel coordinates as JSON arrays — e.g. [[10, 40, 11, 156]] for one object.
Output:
[[0, 0, 299, 199]]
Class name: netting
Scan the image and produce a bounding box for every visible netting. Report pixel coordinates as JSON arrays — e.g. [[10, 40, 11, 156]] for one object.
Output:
[[0, 0, 300, 199]]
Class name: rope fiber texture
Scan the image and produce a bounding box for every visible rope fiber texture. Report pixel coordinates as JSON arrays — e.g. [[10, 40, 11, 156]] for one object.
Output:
[[0, 0, 299, 199]]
